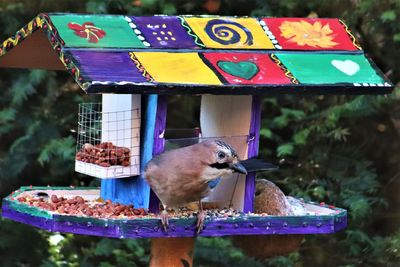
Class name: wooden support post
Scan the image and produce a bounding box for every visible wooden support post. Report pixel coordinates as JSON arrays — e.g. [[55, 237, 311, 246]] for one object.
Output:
[[200, 95, 253, 210], [150, 237, 195, 267]]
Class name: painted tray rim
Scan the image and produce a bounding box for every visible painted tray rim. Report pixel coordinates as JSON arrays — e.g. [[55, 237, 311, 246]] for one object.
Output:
[[2, 186, 347, 239]]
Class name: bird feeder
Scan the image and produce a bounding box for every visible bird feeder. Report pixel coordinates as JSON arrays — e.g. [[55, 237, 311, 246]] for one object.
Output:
[[0, 13, 393, 266]]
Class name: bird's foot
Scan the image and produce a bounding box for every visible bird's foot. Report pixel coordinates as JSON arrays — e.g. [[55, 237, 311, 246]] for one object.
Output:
[[196, 210, 206, 234], [160, 210, 169, 232]]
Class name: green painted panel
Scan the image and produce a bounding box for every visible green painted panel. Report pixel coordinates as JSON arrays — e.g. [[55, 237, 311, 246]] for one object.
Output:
[[276, 53, 385, 85], [6, 199, 53, 219], [49, 14, 144, 48]]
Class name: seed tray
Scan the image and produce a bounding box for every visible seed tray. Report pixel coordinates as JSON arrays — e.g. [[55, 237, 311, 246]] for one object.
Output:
[[2, 186, 347, 239]]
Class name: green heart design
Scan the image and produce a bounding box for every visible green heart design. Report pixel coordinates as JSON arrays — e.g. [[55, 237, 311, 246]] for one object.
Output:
[[217, 61, 259, 80]]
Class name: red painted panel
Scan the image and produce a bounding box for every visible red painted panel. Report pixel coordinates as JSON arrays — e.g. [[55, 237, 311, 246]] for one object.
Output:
[[261, 18, 359, 51], [202, 52, 292, 85]]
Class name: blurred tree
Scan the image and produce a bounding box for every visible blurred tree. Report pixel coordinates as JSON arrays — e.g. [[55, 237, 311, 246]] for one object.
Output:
[[0, 0, 399, 266]]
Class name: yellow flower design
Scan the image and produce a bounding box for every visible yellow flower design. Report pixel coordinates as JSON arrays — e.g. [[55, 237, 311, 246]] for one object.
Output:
[[279, 20, 338, 48]]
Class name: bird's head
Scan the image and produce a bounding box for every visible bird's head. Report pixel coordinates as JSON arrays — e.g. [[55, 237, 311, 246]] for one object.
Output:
[[202, 139, 247, 179]]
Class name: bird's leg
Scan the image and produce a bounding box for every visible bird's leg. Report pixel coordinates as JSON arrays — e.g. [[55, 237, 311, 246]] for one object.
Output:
[[160, 205, 169, 232], [196, 200, 206, 234]]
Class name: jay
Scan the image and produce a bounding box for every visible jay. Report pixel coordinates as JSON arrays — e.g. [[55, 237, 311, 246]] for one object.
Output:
[[144, 139, 247, 233]]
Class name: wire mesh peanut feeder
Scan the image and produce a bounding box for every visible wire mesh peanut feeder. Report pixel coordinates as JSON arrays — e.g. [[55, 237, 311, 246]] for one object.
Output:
[[75, 102, 141, 178], [0, 13, 393, 266]]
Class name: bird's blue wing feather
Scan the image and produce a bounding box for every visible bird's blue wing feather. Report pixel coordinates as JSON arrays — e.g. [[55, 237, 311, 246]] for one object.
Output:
[[208, 177, 221, 189]]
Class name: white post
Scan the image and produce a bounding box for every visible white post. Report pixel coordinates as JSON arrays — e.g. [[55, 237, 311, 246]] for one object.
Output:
[[200, 95, 252, 210]]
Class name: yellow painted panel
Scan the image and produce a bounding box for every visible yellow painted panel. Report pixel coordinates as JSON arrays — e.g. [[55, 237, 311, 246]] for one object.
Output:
[[184, 17, 274, 49], [134, 52, 222, 85]]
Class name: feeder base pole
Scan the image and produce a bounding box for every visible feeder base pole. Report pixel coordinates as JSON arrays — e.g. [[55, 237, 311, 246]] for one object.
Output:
[[150, 237, 195, 267]]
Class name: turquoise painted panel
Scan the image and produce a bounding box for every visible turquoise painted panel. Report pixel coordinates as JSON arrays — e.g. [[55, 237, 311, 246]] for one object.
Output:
[[276, 53, 385, 85]]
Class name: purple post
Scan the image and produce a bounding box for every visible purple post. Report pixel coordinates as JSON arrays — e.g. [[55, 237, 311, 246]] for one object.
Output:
[[243, 96, 262, 213], [148, 95, 168, 213]]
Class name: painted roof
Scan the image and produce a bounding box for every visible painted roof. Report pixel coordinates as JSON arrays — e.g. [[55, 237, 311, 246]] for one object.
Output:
[[0, 13, 393, 94]]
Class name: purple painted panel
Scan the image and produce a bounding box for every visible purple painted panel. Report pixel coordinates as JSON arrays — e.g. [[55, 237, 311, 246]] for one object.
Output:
[[2, 202, 347, 239], [149, 95, 168, 213], [2, 203, 54, 231], [131, 16, 197, 48], [69, 50, 148, 83], [243, 96, 262, 213], [54, 219, 120, 238]]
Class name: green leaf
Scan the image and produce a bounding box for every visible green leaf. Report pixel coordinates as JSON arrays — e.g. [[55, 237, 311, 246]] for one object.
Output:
[[394, 33, 400, 42], [277, 143, 294, 157], [260, 128, 272, 138], [37, 136, 75, 166], [162, 3, 177, 14], [0, 108, 16, 123], [293, 129, 310, 145], [312, 185, 326, 199], [349, 198, 371, 220], [381, 10, 396, 21]]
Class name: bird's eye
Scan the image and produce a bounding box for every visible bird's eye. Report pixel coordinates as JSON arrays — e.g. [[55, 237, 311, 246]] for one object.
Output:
[[217, 151, 225, 159]]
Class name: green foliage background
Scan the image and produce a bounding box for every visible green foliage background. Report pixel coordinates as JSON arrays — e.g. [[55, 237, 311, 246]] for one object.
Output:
[[0, 0, 400, 266]]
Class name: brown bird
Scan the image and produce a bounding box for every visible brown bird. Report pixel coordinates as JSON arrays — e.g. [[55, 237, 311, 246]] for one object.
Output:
[[144, 139, 247, 233], [232, 179, 303, 259]]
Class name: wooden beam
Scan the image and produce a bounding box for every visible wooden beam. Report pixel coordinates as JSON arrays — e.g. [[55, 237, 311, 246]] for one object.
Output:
[[150, 238, 195, 267], [0, 29, 64, 70]]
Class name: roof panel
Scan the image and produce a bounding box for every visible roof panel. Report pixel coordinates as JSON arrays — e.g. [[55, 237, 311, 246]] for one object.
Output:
[[130, 16, 197, 48], [69, 50, 148, 83], [50, 14, 145, 48], [183, 16, 275, 49], [0, 13, 393, 94], [261, 18, 360, 50]]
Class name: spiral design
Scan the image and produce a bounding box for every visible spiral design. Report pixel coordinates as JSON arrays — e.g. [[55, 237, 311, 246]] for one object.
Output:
[[204, 19, 253, 46]]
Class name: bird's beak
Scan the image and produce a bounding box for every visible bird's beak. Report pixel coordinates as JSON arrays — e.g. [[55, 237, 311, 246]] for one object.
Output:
[[230, 162, 248, 175]]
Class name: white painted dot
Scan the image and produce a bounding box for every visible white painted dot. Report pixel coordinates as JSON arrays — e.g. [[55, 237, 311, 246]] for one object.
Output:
[[377, 83, 384, 87], [353, 83, 361, 86], [125, 16, 132, 22], [134, 29, 141, 34], [265, 30, 272, 35], [272, 39, 278, 44], [275, 45, 282, 49], [259, 20, 266, 26], [362, 83, 369, 86], [129, 22, 137, 28], [370, 83, 377, 86], [143, 41, 150, 47], [263, 26, 270, 31], [269, 34, 275, 39], [138, 35, 145, 40], [384, 82, 391, 87]]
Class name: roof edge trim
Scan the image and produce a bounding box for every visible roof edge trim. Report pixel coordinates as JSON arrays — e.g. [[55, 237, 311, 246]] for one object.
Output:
[[0, 13, 90, 91]]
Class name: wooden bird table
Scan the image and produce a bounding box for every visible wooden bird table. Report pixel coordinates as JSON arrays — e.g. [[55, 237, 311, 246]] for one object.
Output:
[[0, 13, 393, 266]]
